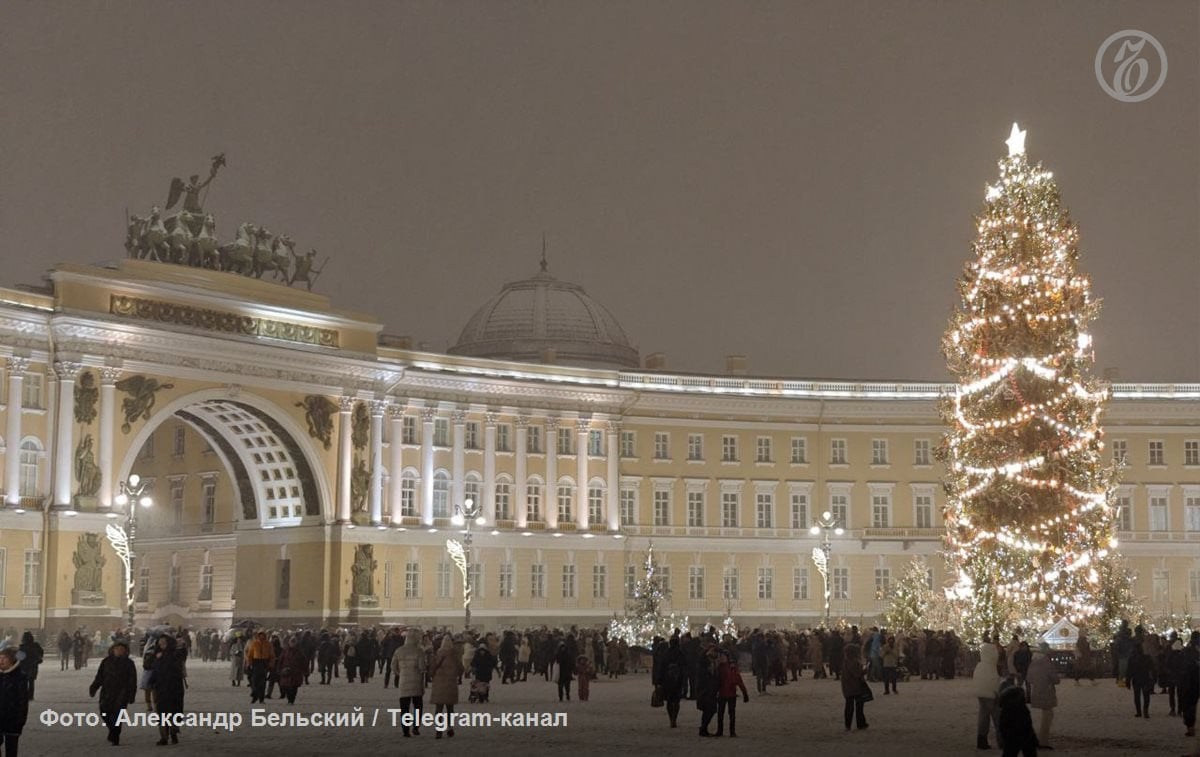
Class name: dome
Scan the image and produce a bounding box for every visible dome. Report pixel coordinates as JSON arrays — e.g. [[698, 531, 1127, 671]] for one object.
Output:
[[449, 260, 639, 369]]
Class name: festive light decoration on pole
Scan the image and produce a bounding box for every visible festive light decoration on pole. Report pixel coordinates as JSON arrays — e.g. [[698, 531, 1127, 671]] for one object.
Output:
[[104, 474, 154, 629], [939, 123, 1118, 641], [608, 542, 689, 647], [446, 497, 486, 630], [810, 510, 843, 627]]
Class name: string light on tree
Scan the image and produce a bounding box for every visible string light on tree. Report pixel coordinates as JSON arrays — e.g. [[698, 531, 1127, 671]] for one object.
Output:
[[937, 123, 1123, 642]]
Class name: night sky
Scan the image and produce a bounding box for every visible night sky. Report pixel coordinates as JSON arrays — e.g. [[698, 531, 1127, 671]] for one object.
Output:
[[2, 1, 1196, 380]]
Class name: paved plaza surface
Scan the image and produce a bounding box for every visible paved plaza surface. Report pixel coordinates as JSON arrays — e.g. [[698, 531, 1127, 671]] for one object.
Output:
[[18, 659, 1200, 756]]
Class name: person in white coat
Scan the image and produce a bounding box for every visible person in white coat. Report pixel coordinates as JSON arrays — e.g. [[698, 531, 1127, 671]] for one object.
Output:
[[391, 631, 427, 737], [973, 638, 1002, 750]]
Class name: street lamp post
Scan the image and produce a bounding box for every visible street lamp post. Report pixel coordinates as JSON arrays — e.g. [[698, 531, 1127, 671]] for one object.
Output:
[[809, 510, 844, 627], [104, 474, 153, 630], [447, 497, 485, 631]]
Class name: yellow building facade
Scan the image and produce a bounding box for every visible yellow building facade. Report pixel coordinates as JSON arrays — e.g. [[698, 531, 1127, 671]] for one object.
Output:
[[0, 258, 1197, 633]]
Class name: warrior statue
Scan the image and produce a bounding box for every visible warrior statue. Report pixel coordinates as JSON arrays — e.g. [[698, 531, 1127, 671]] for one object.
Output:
[[166, 153, 226, 215], [72, 533, 106, 593], [74, 434, 102, 498], [351, 544, 377, 597]]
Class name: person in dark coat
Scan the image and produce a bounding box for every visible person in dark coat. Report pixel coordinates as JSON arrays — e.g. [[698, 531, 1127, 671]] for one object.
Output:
[[1176, 631, 1200, 739], [17, 632, 42, 701], [89, 640, 138, 745], [996, 678, 1038, 756], [316, 632, 337, 685], [840, 642, 869, 731], [829, 631, 844, 680], [695, 643, 720, 737], [277, 637, 307, 704], [1127, 644, 1155, 718], [151, 635, 187, 745], [58, 631, 72, 671], [0, 648, 29, 757], [653, 635, 688, 728], [555, 642, 575, 701]]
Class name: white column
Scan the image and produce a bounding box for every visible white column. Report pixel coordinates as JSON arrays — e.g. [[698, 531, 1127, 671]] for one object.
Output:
[[97, 367, 120, 510], [368, 400, 386, 525], [544, 418, 559, 529], [515, 417, 529, 529], [420, 407, 436, 525], [387, 404, 404, 523], [576, 421, 589, 530], [483, 413, 497, 526], [336, 396, 354, 523], [606, 421, 620, 531], [53, 361, 79, 508], [451, 409, 466, 511], [4, 358, 27, 506]]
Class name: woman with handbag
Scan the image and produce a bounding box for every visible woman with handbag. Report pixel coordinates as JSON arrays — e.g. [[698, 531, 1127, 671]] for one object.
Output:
[[277, 636, 307, 704], [841, 642, 870, 731]]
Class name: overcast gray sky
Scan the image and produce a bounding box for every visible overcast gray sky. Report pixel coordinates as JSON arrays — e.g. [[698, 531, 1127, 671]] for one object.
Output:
[[2, 1, 1196, 380]]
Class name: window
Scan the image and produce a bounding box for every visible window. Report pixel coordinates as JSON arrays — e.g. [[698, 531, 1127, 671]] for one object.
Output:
[[402, 416, 417, 444], [557, 427, 573, 455], [1150, 493, 1169, 531], [1186, 493, 1200, 531], [654, 433, 670, 460], [659, 565, 671, 596], [871, 492, 891, 528], [21, 373, 42, 409], [495, 481, 511, 520], [18, 440, 41, 498], [1111, 439, 1127, 464], [401, 475, 418, 517], [721, 491, 739, 528], [620, 487, 637, 526], [588, 487, 604, 524], [170, 479, 185, 528], [830, 439, 847, 465], [688, 434, 703, 461], [871, 439, 889, 465], [653, 489, 671, 526], [405, 562, 420, 598], [168, 564, 181, 604], [914, 439, 931, 466], [433, 419, 449, 447], [1191, 569, 1200, 602], [592, 565, 607, 599], [790, 491, 809, 529], [874, 568, 891, 599], [620, 431, 636, 458], [1153, 568, 1169, 604], [755, 491, 774, 528], [757, 567, 774, 599], [498, 563, 513, 598], [588, 430, 603, 456], [527, 426, 542, 453], [526, 481, 542, 522], [22, 550, 40, 596], [722, 567, 739, 599], [756, 437, 772, 463], [465, 422, 479, 450], [1149, 440, 1165, 466], [1115, 493, 1133, 531], [790, 437, 807, 464], [914, 492, 933, 529], [562, 565, 576, 598], [687, 491, 705, 527], [793, 567, 808, 600], [556, 483, 573, 523], [832, 567, 849, 600], [437, 562, 452, 599], [137, 565, 150, 603], [496, 423, 511, 452], [173, 427, 186, 457], [722, 435, 738, 462], [433, 472, 450, 517], [688, 566, 705, 600], [1187, 441, 1200, 466], [624, 565, 637, 597], [830, 492, 849, 528], [468, 563, 482, 600], [202, 480, 216, 527], [199, 564, 213, 601], [531, 564, 545, 598], [464, 477, 481, 508]]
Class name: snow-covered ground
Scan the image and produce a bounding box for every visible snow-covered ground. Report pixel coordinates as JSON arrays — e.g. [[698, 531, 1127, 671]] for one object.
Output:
[[16, 659, 1200, 756]]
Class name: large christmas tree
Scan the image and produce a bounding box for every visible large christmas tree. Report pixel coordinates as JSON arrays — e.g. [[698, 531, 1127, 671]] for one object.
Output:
[[940, 124, 1119, 641]]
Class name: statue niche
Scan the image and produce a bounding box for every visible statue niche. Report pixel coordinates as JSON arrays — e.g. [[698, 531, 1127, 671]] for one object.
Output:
[[74, 371, 98, 425], [350, 544, 378, 608], [71, 533, 107, 606], [74, 434, 102, 503]]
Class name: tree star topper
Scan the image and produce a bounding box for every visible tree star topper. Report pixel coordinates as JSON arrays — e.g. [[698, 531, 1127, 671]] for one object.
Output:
[[1005, 122, 1027, 157]]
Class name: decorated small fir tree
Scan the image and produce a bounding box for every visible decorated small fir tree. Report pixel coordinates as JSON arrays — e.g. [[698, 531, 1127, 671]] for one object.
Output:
[[939, 124, 1119, 641], [608, 543, 688, 647], [884, 558, 934, 634]]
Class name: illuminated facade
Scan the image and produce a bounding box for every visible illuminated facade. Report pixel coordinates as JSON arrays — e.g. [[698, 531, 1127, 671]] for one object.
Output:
[[0, 258, 1197, 632]]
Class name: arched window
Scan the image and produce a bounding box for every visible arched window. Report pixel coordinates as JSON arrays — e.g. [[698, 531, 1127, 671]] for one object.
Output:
[[588, 479, 606, 525], [495, 474, 513, 520], [464, 472, 482, 508], [18, 439, 42, 498], [526, 476, 543, 522], [433, 470, 450, 518], [400, 468, 419, 517], [557, 478, 574, 523]]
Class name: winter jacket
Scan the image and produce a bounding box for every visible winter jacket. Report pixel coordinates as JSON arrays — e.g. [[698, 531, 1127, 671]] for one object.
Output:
[[277, 647, 306, 689], [996, 682, 1037, 752], [717, 660, 749, 699], [1127, 648, 1155, 687], [972, 643, 1002, 699], [17, 636, 42, 681], [429, 641, 462, 705], [90, 649, 138, 716], [151, 640, 187, 715], [840, 644, 868, 698], [0, 664, 29, 734], [1025, 652, 1059, 709], [245, 636, 275, 667], [472, 648, 496, 683], [392, 640, 426, 698]]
